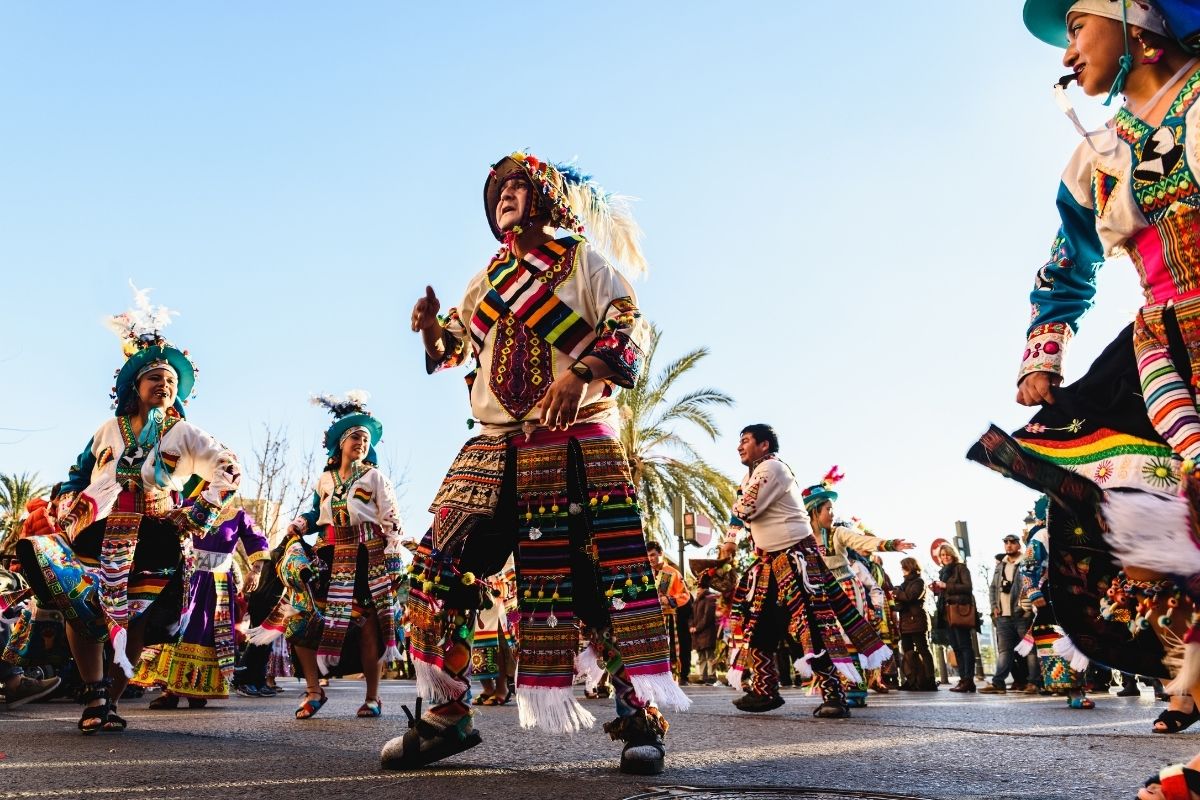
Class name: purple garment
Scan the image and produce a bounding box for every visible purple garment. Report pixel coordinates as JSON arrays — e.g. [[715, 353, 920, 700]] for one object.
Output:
[[178, 509, 269, 647]]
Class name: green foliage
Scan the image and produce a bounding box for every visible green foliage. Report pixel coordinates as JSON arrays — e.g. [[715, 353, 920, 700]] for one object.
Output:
[[618, 323, 736, 543], [0, 472, 50, 556]]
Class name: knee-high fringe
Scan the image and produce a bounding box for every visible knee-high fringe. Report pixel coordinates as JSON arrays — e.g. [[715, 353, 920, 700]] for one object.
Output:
[[110, 626, 134, 678], [1166, 625, 1200, 695], [793, 649, 826, 680], [858, 644, 893, 671], [726, 666, 744, 690], [1015, 631, 1036, 657], [630, 672, 691, 711], [412, 657, 465, 704], [380, 644, 403, 664], [515, 686, 596, 733], [1102, 491, 1200, 576], [832, 658, 863, 686], [1051, 632, 1090, 673], [574, 644, 606, 691]]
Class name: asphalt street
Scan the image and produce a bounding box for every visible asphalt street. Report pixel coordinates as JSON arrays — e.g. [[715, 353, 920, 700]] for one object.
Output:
[[1, 681, 1193, 800]]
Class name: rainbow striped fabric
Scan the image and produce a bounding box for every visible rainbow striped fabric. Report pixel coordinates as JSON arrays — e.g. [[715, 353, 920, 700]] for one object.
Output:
[[469, 236, 596, 360]]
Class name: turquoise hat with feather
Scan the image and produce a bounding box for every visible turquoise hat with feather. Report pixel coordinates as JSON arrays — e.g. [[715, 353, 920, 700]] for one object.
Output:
[[801, 466, 845, 512], [312, 390, 383, 465], [106, 283, 196, 417]]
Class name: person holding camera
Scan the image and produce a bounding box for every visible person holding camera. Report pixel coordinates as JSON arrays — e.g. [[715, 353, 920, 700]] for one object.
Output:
[[982, 535, 1035, 694]]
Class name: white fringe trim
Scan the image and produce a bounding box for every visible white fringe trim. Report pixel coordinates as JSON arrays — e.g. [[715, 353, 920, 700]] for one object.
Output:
[[573, 644, 606, 691], [111, 626, 134, 678], [515, 686, 596, 733], [630, 671, 692, 712], [1051, 632, 1090, 673], [833, 659, 863, 686], [315, 654, 337, 676], [1015, 633, 1035, 657], [1102, 490, 1200, 575], [245, 625, 284, 646], [726, 666, 744, 690], [1166, 641, 1200, 695], [793, 650, 823, 680], [412, 658, 463, 704], [859, 645, 893, 671], [380, 644, 403, 664]]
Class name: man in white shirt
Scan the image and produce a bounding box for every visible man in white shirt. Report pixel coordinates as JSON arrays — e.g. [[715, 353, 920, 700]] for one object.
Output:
[[725, 424, 890, 718]]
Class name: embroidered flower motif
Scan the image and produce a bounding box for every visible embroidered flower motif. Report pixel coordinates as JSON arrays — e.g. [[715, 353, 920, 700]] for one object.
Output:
[[1142, 457, 1179, 488], [528, 527, 543, 540], [1094, 461, 1114, 483], [1025, 423, 1047, 434]]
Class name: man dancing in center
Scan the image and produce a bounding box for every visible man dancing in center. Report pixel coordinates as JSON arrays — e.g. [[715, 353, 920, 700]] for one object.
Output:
[[725, 424, 892, 717], [383, 151, 687, 775]]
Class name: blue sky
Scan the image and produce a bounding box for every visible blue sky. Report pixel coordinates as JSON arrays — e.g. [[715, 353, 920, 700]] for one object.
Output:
[[0, 2, 1147, 579]]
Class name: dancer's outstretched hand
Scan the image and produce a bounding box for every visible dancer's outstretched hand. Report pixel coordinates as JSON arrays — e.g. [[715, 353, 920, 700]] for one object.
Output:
[[1016, 372, 1060, 406], [411, 285, 441, 332]]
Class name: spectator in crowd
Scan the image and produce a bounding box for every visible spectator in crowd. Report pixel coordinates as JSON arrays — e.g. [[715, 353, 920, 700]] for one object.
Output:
[[647, 541, 692, 684], [690, 574, 720, 686], [894, 557, 936, 691], [982, 535, 1033, 694], [931, 543, 976, 693]]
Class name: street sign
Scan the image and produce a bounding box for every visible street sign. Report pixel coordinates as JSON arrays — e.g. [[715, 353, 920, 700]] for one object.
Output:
[[683, 511, 714, 547], [931, 537, 950, 562]]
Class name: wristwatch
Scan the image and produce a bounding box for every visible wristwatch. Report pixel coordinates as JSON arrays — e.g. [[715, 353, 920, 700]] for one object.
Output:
[[569, 361, 594, 383]]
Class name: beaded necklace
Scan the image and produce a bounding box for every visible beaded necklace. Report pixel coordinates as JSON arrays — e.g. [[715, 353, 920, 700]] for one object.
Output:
[[330, 463, 364, 527]]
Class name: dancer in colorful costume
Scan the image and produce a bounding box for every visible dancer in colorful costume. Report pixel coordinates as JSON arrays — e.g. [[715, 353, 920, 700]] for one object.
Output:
[[802, 470, 914, 707], [276, 392, 404, 720], [955, 2, 1200, 795], [726, 425, 892, 718], [133, 506, 269, 705], [1015, 497, 1094, 708], [7, 286, 241, 733], [388, 150, 686, 776], [471, 558, 517, 705]]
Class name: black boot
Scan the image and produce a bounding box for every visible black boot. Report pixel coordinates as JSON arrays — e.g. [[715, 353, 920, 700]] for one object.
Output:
[[605, 707, 668, 775]]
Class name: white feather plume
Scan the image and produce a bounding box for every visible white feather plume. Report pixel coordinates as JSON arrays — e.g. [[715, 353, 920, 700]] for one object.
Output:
[[563, 183, 647, 278], [105, 281, 178, 341], [344, 389, 371, 406]]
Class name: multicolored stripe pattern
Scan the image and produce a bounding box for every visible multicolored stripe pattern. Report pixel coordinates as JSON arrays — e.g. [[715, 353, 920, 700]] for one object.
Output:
[[469, 236, 595, 360], [1135, 301, 1200, 461]]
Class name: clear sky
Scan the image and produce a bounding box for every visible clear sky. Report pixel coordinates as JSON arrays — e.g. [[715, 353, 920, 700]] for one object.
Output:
[[0, 2, 1147, 579]]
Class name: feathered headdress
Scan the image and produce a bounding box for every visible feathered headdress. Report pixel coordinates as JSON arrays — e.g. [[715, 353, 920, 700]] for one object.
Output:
[[106, 282, 195, 414], [312, 390, 383, 461], [802, 466, 845, 512], [484, 151, 647, 277], [311, 389, 372, 420]]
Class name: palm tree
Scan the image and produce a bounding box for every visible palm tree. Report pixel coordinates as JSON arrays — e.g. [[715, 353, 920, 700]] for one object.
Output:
[[0, 472, 50, 556], [619, 323, 736, 544]]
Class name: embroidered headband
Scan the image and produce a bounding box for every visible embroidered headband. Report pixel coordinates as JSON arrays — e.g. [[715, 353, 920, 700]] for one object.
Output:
[[135, 360, 179, 382], [1067, 0, 1168, 37], [339, 425, 371, 445]]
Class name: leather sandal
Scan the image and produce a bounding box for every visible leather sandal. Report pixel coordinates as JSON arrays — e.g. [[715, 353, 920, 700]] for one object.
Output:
[[78, 681, 110, 735], [102, 704, 128, 732], [295, 688, 327, 720], [1154, 706, 1200, 734], [357, 698, 383, 718]]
